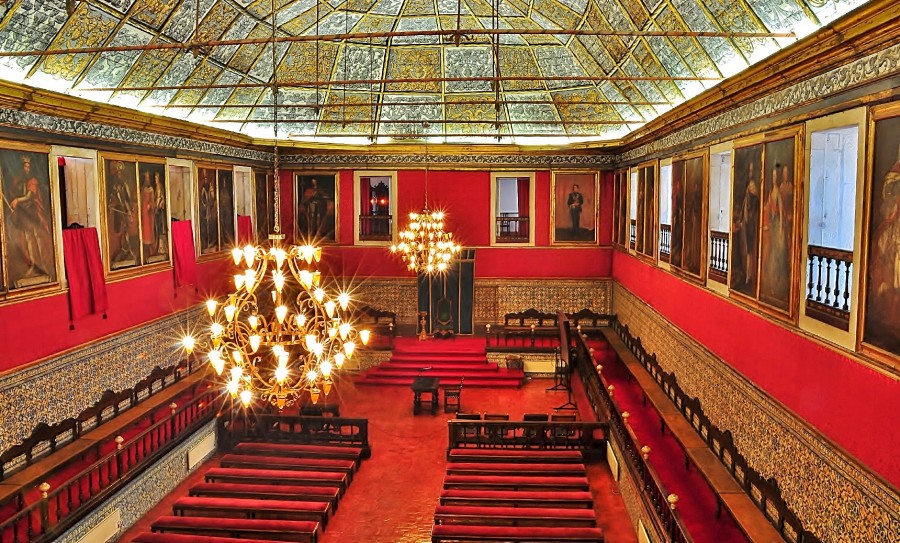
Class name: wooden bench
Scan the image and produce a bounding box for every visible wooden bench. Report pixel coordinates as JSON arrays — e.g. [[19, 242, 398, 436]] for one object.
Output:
[[189, 482, 340, 511], [434, 505, 596, 527], [431, 524, 604, 542], [439, 489, 594, 509], [443, 475, 590, 491], [135, 532, 287, 543], [172, 496, 330, 526], [151, 515, 320, 543], [445, 463, 586, 477], [203, 467, 348, 495], [232, 442, 363, 461], [601, 326, 787, 543], [219, 453, 357, 479], [447, 448, 584, 464]]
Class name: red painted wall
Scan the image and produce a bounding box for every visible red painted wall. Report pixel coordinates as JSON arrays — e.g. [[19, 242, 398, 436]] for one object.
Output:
[[0, 257, 231, 373], [612, 251, 900, 487]]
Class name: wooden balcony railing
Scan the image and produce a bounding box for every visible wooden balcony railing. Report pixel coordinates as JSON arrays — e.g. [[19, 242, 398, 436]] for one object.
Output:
[[708, 230, 729, 283], [495, 216, 530, 243], [806, 244, 853, 330], [630, 220, 636, 249], [359, 215, 392, 241], [659, 224, 671, 261]]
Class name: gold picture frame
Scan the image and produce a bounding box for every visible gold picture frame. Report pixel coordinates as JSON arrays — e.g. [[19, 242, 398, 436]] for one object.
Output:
[[551, 171, 599, 245]]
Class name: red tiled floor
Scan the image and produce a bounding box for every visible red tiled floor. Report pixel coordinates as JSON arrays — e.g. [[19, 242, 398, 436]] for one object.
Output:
[[118, 376, 637, 543]]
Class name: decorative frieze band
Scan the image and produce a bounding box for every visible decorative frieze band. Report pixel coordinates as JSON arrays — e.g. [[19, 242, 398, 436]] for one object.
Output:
[[281, 152, 616, 168]]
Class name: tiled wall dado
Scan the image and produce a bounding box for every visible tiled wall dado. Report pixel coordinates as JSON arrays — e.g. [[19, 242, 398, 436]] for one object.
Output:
[[0, 309, 199, 454], [56, 420, 216, 543], [612, 284, 899, 543], [350, 278, 611, 326]]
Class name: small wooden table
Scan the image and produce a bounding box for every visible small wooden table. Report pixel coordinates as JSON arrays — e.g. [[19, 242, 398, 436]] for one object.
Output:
[[412, 376, 440, 415]]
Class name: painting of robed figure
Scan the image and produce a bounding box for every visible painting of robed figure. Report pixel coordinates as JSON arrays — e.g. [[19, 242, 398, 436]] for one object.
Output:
[[730, 144, 763, 298], [863, 108, 900, 357], [669, 153, 707, 279], [137, 162, 169, 265], [104, 158, 140, 271], [0, 149, 57, 289], [758, 137, 797, 311], [197, 167, 219, 255], [295, 173, 336, 243]]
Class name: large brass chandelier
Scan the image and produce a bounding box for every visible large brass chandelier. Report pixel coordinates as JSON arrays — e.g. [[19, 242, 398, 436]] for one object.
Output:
[[390, 150, 461, 274]]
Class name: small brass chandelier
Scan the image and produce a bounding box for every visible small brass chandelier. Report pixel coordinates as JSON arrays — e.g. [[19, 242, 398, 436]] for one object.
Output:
[[181, 7, 369, 409], [390, 145, 461, 274]]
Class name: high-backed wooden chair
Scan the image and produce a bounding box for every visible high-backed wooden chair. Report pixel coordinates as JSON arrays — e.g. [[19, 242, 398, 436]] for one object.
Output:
[[523, 413, 549, 442], [455, 412, 481, 438], [550, 413, 577, 439], [444, 378, 463, 412], [483, 413, 510, 442]]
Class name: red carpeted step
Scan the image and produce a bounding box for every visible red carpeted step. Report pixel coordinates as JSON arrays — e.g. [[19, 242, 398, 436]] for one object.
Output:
[[434, 504, 596, 526], [378, 362, 499, 371], [219, 453, 357, 477], [189, 482, 340, 510], [204, 467, 347, 493], [356, 374, 524, 387], [430, 524, 604, 542], [134, 533, 285, 543], [448, 448, 583, 463], [172, 496, 330, 525], [440, 489, 595, 509], [233, 442, 363, 461], [392, 337, 486, 355], [443, 474, 590, 491], [150, 515, 319, 542], [387, 355, 492, 363], [446, 463, 586, 477]]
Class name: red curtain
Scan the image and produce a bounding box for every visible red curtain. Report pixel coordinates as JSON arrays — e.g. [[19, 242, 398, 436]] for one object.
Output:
[[171, 220, 198, 288], [237, 215, 253, 245], [517, 177, 530, 237], [62, 228, 108, 321]]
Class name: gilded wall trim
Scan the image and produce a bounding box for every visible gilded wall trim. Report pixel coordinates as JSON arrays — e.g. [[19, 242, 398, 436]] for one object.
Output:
[[282, 153, 615, 168], [0, 107, 272, 162], [612, 283, 898, 543], [620, 42, 900, 165], [0, 308, 201, 453]]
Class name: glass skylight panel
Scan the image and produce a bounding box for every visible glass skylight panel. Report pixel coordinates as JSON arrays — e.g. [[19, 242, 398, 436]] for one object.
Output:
[[393, 17, 441, 44], [445, 47, 494, 93], [372, 0, 404, 16]]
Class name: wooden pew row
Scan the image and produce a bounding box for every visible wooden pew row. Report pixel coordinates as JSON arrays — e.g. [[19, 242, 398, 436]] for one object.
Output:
[[439, 489, 594, 509], [150, 515, 320, 543], [443, 475, 590, 491], [135, 532, 297, 543], [232, 442, 364, 461], [219, 453, 357, 480], [204, 467, 348, 497], [172, 496, 331, 526], [431, 524, 604, 542], [445, 462, 585, 477], [447, 448, 583, 464], [434, 505, 596, 527], [189, 482, 340, 512]]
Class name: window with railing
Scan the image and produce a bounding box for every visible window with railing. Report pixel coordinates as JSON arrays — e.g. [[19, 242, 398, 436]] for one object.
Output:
[[708, 149, 731, 282], [356, 173, 395, 243], [491, 173, 533, 245], [629, 170, 638, 249], [805, 124, 859, 330], [658, 163, 672, 260]]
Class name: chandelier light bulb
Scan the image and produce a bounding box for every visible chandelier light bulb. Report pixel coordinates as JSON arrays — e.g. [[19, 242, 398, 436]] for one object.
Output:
[[314, 288, 325, 303], [206, 300, 218, 317], [230, 366, 243, 382], [313, 343, 325, 357], [305, 334, 317, 352], [328, 327, 337, 339], [272, 344, 284, 358], [323, 379, 332, 396], [248, 314, 259, 330], [181, 335, 196, 353], [334, 352, 345, 368], [295, 314, 306, 327], [310, 386, 320, 405], [244, 269, 256, 291], [307, 369, 318, 382], [231, 247, 243, 266], [321, 360, 332, 377], [273, 271, 285, 292], [274, 248, 287, 269], [208, 348, 222, 364], [243, 245, 255, 267], [234, 274, 245, 290], [212, 357, 225, 375], [275, 364, 288, 384], [240, 389, 252, 407], [360, 329, 371, 345], [344, 342, 355, 358], [249, 334, 261, 353], [338, 291, 352, 309], [299, 270, 312, 289], [231, 350, 242, 364], [224, 304, 236, 323], [275, 305, 288, 324], [210, 322, 224, 337], [324, 300, 336, 318], [339, 322, 351, 340], [226, 379, 240, 397]]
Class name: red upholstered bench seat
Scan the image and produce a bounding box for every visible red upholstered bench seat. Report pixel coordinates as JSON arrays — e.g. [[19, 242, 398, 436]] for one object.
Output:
[[431, 524, 604, 542], [446, 462, 586, 477], [440, 489, 594, 508], [220, 453, 357, 477], [443, 475, 590, 491], [434, 505, 596, 527], [204, 467, 348, 494], [172, 496, 330, 525], [234, 442, 363, 460], [134, 533, 291, 543], [151, 515, 319, 542], [189, 482, 340, 510], [448, 448, 584, 463]]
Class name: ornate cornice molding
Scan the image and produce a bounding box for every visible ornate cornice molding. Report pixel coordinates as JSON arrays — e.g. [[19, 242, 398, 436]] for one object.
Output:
[[620, 42, 900, 164], [281, 152, 616, 168], [0, 107, 273, 162]]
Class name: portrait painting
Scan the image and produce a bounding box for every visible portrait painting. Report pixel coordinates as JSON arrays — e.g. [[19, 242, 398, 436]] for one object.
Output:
[[296, 173, 336, 243], [730, 144, 763, 297], [218, 169, 235, 249], [758, 137, 796, 311], [138, 162, 168, 264], [670, 162, 684, 268], [197, 167, 219, 254], [254, 171, 274, 241], [638, 164, 656, 256], [168, 164, 191, 222], [682, 155, 706, 277], [104, 158, 140, 271], [863, 111, 900, 357], [0, 149, 57, 289], [552, 172, 598, 244]]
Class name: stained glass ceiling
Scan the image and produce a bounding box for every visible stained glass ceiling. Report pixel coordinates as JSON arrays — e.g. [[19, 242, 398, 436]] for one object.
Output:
[[0, 0, 872, 145]]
